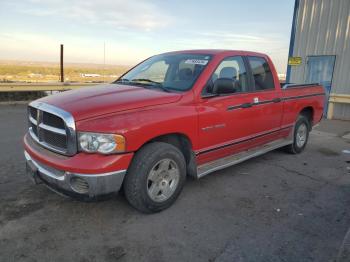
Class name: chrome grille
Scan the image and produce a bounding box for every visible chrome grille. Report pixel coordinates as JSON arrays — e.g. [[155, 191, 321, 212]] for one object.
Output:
[[28, 101, 77, 156], [42, 129, 67, 148], [43, 112, 65, 129], [29, 107, 37, 119], [30, 122, 38, 137]]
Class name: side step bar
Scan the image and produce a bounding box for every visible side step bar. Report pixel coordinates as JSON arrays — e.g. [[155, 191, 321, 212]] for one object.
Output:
[[197, 139, 292, 178]]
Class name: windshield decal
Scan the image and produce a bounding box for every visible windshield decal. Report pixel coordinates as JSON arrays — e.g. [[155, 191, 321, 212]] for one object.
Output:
[[184, 59, 209, 65]]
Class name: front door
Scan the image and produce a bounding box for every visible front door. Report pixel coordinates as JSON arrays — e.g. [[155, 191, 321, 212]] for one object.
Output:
[[305, 55, 336, 115], [197, 56, 257, 164]]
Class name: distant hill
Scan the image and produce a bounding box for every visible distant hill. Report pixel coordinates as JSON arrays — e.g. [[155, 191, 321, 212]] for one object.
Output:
[[0, 59, 131, 68], [0, 60, 130, 83]]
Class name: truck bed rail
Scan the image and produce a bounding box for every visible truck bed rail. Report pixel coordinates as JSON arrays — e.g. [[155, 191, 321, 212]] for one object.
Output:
[[281, 83, 320, 89]]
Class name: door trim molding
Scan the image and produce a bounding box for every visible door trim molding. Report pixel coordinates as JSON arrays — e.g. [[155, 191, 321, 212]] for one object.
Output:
[[195, 124, 293, 156], [197, 138, 293, 178], [226, 92, 324, 112]]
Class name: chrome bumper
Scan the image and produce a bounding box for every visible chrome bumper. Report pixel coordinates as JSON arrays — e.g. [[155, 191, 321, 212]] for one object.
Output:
[[24, 151, 126, 198]]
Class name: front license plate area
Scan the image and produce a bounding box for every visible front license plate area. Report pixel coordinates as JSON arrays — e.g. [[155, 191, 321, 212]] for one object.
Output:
[[26, 160, 42, 184]]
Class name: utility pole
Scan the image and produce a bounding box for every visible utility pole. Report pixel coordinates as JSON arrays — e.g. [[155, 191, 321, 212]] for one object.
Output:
[[60, 44, 64, 82], [103, 42, 106, 83]]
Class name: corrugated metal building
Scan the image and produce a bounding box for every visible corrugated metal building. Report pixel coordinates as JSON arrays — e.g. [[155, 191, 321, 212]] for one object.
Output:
[[287, 0, 350, 120]]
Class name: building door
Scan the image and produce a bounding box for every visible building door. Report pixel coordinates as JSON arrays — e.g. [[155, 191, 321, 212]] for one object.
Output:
[[305, 55, 336, 115]]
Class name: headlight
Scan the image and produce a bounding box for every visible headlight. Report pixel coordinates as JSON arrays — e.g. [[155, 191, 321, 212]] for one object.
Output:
[[78, 132, 126, 154]]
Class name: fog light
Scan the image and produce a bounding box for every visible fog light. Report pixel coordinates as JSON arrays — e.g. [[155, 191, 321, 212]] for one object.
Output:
[[70, 176, 89, 194]]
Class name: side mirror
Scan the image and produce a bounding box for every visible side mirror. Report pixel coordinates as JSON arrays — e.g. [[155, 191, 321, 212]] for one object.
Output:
[[213, 78, 237, 94]]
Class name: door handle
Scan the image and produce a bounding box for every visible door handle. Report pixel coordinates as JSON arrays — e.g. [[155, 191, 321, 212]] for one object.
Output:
[[227, 102, 253, 111], [272, 98, 282, 103], [240, 103, 253, 109]]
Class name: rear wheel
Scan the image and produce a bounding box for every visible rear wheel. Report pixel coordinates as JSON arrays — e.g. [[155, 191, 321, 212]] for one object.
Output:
[[123, 142, 186, 213], [285, 115, 311, 154]]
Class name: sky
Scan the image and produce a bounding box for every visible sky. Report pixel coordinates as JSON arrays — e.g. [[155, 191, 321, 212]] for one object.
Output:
[[0, 0, 295, 73]]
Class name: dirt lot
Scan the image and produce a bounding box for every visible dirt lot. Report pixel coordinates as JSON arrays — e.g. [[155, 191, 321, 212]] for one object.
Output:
[[0, 104, 350, 262]]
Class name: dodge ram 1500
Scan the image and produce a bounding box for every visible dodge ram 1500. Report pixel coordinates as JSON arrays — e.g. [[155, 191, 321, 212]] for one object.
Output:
[[24, 50, 325, 213]]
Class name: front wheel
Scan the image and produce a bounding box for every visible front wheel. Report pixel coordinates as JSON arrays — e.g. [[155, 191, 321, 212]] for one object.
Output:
[[285, 115, 310, 154], [123, 142, 186, 213]]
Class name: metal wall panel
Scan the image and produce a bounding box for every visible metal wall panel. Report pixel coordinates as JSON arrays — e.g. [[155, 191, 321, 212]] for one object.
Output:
[[289, 0, 350, 119], [334, 104, 350, 121]]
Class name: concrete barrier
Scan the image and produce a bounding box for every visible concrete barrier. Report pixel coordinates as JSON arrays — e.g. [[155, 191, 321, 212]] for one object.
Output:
[[0, 83, 102, 92]]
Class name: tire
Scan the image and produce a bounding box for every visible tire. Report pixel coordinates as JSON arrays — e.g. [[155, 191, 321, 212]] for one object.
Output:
[[123, 142, 186, 213], [285, 114, 311, 154]]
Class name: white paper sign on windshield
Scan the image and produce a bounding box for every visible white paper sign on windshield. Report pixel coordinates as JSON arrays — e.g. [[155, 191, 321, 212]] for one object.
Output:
[[184, 59, 209, 65]]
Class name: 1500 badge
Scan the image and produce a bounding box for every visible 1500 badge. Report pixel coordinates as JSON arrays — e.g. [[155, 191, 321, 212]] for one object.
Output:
[[201, 123, 226, 131]]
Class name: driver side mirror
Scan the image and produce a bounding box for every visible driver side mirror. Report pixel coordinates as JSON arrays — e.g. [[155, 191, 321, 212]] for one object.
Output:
[[213, 78, 237, 95]]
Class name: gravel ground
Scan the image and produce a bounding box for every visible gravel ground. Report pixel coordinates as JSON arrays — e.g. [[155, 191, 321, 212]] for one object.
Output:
[[0, 104, 350, 262]]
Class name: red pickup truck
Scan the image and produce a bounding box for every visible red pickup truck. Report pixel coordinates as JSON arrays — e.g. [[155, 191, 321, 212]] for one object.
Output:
[[24, 50, 325, 213]]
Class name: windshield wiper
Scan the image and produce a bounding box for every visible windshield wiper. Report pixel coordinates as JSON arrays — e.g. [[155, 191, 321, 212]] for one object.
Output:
[[115, 78, 171, 92], [131, 79, 172, 92], [131, 78, 161, 85], [115, 78, 130, 83]]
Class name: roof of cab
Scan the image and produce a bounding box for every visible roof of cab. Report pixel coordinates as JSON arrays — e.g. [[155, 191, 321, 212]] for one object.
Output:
[[162, 49, 267, 57]]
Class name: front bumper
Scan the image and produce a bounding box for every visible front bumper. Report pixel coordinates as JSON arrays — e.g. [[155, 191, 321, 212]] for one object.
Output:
[[24, 150, 126, 199]]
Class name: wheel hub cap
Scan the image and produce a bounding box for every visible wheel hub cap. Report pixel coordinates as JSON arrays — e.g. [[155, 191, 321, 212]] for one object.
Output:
[[147, 158, 180, 202], [296, 123, 307, 147]]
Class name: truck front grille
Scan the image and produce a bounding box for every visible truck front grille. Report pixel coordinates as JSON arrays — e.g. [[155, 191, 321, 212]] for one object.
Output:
[[29, 107, 37, 119], [31, 122, 38, 137], [42, 129, 68, 149], [28, 101, 77, 156], [42, 112, 65, 129]]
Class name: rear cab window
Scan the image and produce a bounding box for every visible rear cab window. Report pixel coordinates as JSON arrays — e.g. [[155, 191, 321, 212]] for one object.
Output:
[[247, 56, 275, 91]]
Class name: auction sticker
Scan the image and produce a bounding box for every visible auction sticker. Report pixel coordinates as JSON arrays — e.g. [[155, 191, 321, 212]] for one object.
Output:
[[185, 59, 209, 65]]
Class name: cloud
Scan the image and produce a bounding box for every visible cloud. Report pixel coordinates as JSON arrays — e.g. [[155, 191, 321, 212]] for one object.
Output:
[[0, 32, 60, 62], [161, 30, 282, 52], [0, 1, 290, 72], [197, 32, 267, 42], [0, 31, 151, 65], [153, 30, 289, 72], [16, 0, 172, 31]]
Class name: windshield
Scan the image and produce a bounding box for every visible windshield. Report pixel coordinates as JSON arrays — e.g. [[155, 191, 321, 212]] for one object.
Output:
[[115, 53, 212, 92]]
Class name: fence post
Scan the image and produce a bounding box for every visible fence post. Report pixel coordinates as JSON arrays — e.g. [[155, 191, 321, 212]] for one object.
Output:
[[60, 44, 64, 82]]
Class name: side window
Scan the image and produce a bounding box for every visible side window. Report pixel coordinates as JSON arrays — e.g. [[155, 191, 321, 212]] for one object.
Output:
[[247, 57, 275, 91], [205, 56, 248, 94]]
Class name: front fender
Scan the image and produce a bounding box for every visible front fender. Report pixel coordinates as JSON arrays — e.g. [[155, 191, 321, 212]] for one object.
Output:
[[76, 104, 199, 152]]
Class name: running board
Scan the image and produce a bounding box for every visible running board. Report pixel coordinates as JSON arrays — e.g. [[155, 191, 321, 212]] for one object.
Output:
[[197, 139, 292, 178]]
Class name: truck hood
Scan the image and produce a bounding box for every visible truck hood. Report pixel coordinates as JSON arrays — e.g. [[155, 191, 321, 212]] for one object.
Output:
[[39, 84, 182, 121]]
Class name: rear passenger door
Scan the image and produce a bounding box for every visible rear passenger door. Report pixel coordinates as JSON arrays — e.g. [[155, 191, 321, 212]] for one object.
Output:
[[245, 56, 283, 146]]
